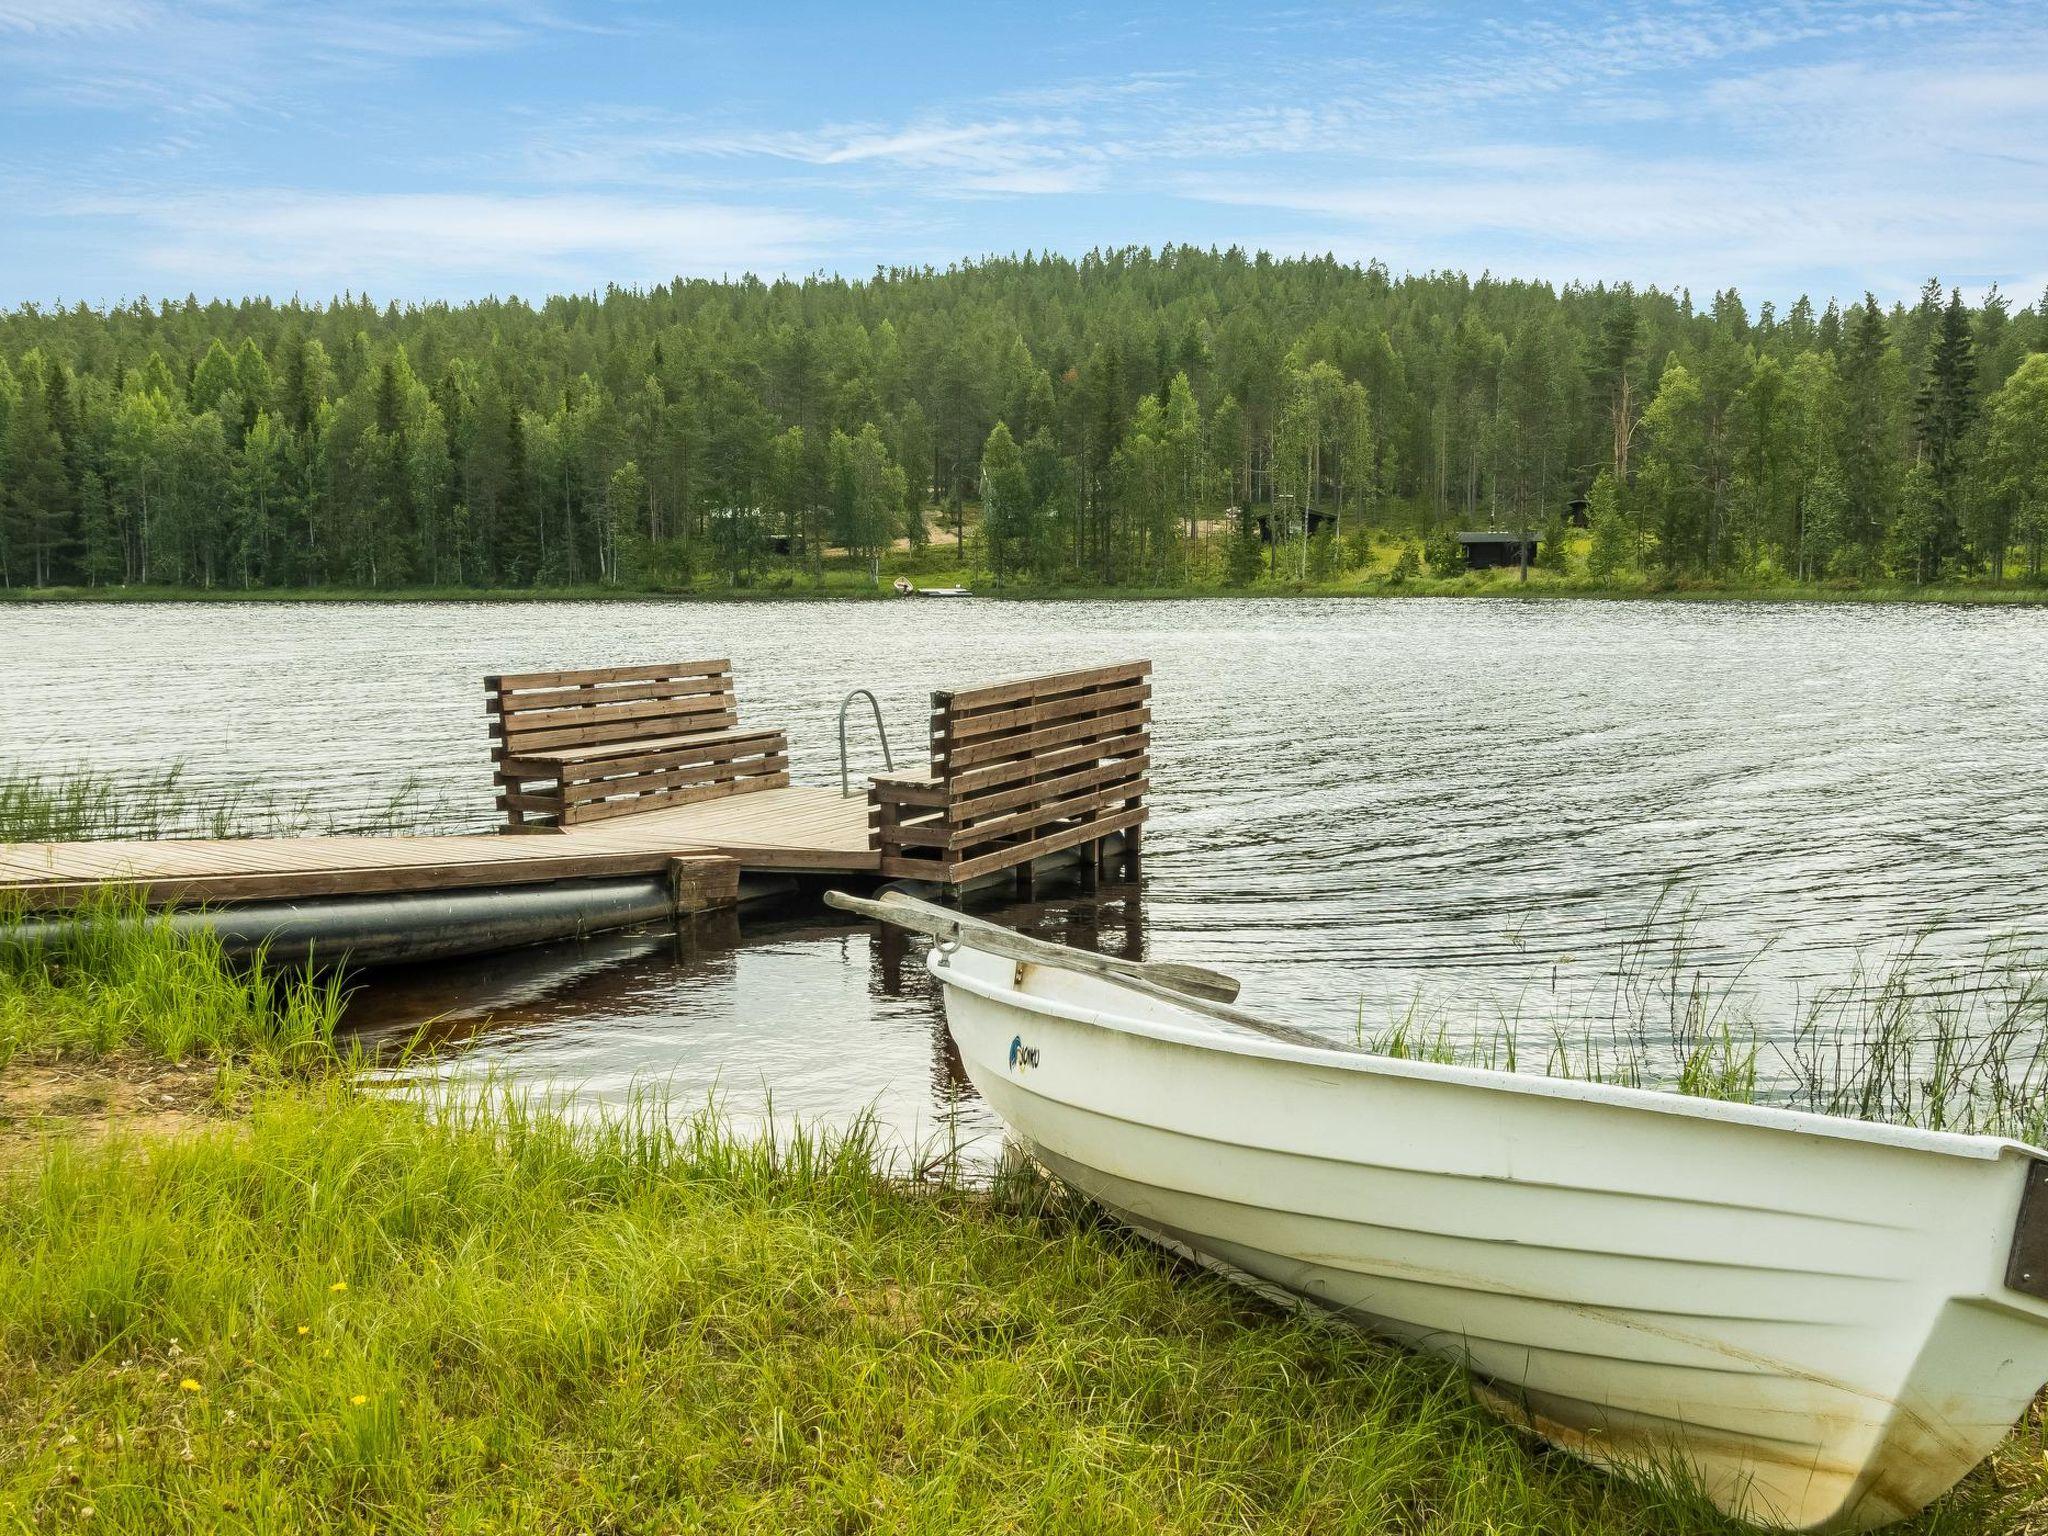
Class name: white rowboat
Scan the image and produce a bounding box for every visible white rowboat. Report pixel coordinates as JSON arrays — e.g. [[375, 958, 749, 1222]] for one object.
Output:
[[851, 896, 2048, 1530]]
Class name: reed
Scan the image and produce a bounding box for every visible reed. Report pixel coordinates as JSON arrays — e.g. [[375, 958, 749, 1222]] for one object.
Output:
[[0, 889, 346, 1068], [1360, 922, 2048, 1142], [0, 763, 464, 844]]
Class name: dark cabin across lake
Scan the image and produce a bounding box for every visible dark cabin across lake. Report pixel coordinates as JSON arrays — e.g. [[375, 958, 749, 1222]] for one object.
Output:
[[1252, 507, 1340, 543], [1457, 531, 1541, 570]]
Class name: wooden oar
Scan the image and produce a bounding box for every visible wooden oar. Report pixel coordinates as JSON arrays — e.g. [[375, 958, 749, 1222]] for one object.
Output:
[[824, 889, 1342, 1051], [824, 888, 1241, 1003]]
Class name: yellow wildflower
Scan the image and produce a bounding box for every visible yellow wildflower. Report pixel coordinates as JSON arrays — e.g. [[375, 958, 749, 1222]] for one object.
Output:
[[296, 1326, 310, 1336], [329, 1281, 348, 1293], [350, 1394, 368, 1407], [178, 1379, 201, 1393]]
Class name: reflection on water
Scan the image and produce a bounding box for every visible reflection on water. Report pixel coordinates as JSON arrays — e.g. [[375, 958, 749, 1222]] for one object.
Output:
[[344, 871, 1144, 1162], [9, 596, 2048, 1151]]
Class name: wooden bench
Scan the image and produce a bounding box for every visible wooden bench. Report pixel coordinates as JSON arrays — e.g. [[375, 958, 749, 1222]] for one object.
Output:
[[868, 661, 1149, 886], [486, 660, 789, 830]]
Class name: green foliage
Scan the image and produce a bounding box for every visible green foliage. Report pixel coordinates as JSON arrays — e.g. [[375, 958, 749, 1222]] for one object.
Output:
[[0, 889, 344, 1067], [1388, 543, 1421, 583], [0, 1087, 1769, 1535], [0, 255, 2041, 594], [1306, 525, 1340, 582], [1983, 354, 2048, 578], [1423, 524, 1464, 575], [979, 419, 1033, 582], [1584, 469, 1629, 579], [1224, 506, 1264, 586]]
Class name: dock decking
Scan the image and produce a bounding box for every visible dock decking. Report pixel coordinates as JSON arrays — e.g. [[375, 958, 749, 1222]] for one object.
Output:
[[3, 658, 1151, 919], [0, 785, 875, 908]]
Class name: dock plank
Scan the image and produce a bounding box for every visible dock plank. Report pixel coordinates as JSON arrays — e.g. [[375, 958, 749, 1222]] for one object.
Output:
[[1, 785, 877, 908]]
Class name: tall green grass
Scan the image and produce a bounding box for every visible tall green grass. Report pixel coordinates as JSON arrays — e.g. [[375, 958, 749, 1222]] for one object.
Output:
[[1361, 928, 2048, 1143], [2, 1085, 2037, 1534], [0, 763, 460, 843], [0, 891, 345, 1067], [0, 1083, 1764, 1536]]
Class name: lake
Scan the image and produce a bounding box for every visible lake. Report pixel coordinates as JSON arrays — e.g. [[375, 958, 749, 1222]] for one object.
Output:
[[9, 596, 2047, 1157]]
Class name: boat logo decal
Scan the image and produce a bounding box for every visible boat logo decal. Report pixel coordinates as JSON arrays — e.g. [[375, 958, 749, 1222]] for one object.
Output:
[[1008, 1035, 1040, 1071]]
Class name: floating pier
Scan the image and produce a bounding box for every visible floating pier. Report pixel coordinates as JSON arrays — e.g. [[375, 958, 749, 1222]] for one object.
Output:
[[1, 660, 1150, 963]]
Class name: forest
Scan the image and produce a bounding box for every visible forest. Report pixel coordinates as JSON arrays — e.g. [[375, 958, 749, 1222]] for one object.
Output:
[[2, 247, 2046, 593]]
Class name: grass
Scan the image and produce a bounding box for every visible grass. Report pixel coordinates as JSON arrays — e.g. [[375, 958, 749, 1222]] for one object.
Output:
[[0, 763, 459, 845], [4, 775, 2048, 1531], [1360, 914, 2048, 1144], [3, 1086, 2044, 1535], [10, 574, 2048, 606], [7, 519, 2048, 608], [0, 1088, 1782, 1534], [0, 891, 346, 1070]]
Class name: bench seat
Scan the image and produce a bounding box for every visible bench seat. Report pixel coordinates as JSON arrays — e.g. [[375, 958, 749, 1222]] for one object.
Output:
[[501, 725, 787, 773], [486, 661, 790, 830]]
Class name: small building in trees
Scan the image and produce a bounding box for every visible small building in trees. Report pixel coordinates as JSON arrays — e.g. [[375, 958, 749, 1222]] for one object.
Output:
[[1252, 506, 1340, 543], [1457, 531, 1541, 570]]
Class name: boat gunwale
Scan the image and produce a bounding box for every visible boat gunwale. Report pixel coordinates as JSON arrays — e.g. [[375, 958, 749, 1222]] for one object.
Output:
[[930, 944, 2042, 1166]]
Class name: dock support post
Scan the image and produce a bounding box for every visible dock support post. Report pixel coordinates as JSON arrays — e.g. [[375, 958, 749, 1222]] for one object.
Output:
[[668, 856, 741, 950], [668, 855, 741, 916]]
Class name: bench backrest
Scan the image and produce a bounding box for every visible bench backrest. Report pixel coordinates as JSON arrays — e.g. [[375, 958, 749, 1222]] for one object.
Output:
[[485, 660, 739, 763], [871, 660, 1150, 882]]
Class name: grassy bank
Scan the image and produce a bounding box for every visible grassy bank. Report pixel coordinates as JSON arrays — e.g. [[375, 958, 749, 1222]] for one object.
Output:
[[9, 573, 2048, 605], [4, 776, 2048, 1531], [0, 1085, 2002, 1536], [0, 894, 345, 1070]]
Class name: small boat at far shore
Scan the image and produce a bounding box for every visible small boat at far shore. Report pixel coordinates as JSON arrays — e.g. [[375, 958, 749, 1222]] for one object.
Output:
[[828, 890, 2048, 1532], [892, 578, 972, 597]]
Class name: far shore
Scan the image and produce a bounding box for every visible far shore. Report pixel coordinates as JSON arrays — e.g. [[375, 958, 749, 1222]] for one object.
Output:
[[6, 578, 2048, 608]]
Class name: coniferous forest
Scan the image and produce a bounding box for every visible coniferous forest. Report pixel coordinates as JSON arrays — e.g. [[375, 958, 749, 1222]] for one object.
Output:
[[3, 247, 2047, 594]]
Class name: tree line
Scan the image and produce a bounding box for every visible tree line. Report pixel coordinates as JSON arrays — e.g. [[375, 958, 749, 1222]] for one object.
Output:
[[2, 248, 2046, 591]]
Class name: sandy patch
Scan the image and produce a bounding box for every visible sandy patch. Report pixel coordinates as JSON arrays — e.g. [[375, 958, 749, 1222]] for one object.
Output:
[[0, 1054, 228, 1165]]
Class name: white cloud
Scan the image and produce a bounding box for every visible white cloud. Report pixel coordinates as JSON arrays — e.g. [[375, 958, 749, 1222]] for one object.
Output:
[[81, 191, 842, 295], [0, 0, 151, 34], [0, 0, 586, 117], [9, 1, 2048, 305]]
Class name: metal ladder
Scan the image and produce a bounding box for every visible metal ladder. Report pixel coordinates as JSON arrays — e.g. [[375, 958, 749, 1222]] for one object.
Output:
[[837, 688, 893, 796]]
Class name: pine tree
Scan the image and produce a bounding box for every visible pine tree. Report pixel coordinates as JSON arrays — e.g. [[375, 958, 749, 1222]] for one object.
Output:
[[3, 361, 74, 586], [1838, 297, 1902, 573], [979, 421, 1032, 584], [1585, 468, 1629, 579], [1913, 288, 1978, 575]]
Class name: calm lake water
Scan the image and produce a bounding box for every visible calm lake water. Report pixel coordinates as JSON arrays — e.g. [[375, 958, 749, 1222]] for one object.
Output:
[[9, 597, 2047, 1157]]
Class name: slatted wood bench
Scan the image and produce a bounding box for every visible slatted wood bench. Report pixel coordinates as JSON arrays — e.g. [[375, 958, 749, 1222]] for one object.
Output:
[[868, 661, 1150, 886], [486, 660, 789, 830]]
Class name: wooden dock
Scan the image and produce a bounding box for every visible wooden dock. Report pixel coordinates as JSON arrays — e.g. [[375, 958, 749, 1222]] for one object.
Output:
[[0, 786, 874, 908], [1, 659, 1148, 918]]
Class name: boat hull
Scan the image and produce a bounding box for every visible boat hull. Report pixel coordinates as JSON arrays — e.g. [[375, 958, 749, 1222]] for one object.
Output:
[[931, 943, 2048, 1530]]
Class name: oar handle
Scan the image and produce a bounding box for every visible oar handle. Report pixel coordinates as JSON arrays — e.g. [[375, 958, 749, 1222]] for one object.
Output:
[[824, 888, 1242, 1004]]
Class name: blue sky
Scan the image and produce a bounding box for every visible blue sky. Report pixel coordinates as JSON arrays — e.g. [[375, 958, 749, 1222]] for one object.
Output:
[[3, 0, 2045, 310]]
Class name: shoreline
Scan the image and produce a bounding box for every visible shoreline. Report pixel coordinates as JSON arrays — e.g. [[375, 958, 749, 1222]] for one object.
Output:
[[7, 579, 2047, 608]]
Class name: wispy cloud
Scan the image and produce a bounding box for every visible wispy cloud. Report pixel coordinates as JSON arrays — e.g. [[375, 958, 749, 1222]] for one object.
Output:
[[5, 0, 2047, 305], [0, 0, 150, 34], [68, 191, 842, 295], [0, 0, 587, 118]]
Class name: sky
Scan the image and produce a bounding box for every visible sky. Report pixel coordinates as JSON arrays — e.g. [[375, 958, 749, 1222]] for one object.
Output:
[[2, 0, 2045, 312]]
